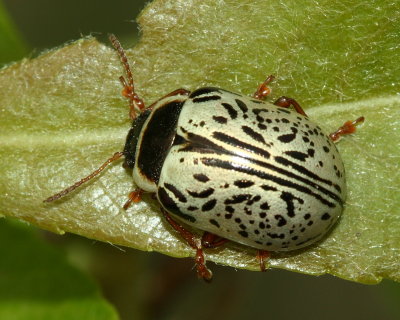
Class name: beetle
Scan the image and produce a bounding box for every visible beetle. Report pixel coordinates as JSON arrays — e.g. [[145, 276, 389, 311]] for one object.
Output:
[[45, 34, 364, 281]]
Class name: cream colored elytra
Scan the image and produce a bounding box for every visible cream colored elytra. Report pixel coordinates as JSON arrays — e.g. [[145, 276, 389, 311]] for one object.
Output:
[[132, 87, 346, 251]]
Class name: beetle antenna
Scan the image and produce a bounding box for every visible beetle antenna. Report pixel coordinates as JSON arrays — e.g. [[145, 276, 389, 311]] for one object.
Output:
[[44, 152, 124, 203], [109, 34, 145, 120]]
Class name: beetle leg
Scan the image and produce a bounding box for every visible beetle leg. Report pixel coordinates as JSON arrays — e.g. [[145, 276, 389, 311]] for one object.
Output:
[[273, 96, 308, 117], [201, 232, 229, 249], [109, 34, 146, 120], [123, 189, 144, 210], [329, 116, 365, 142], [256, 250, 270, 272], [253, 75, 275, 100], [160, 207, 213, 282]]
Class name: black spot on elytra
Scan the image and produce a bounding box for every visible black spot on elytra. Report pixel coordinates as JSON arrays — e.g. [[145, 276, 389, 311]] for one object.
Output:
[[235, 218, 241, 223], [321, 212, 331, 220], [261, 185, 278, 191], [280, 192, 303, 217], [235, 99, 248, 113], [193, 173, 210, 183], [213, 116, 228, 124], [225, 213, 232, 219], [239, 224, 247, 230], [225, 205, 234, 213], [234, 180, 255, 188], [284, 150, 309, 161], [323, 146, 330, 153], [224, 194, 251, 204], [187, 206, 198, 211], [242, 125, 267, 145], [165, 183, 187, 203], [238, 231, 248, 238], [222, 103, 238, 119], [278, 127, 298, 143], [258, 123, 267, 130], [209, 219, 220, 228], [158, 187, 195, 223], [188, 188, 214, 198], [274, 214, 287, 227], [192, 95, 221, 103], [304, 213, 311, 220], [260, 202, 270, 210], [202, 199, 217, 211]]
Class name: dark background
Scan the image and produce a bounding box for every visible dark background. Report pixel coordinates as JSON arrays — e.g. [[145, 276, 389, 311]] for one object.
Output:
[[2, 0, 399, 319]]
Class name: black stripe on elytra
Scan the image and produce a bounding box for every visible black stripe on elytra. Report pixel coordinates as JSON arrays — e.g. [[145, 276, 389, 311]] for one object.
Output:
[[221, 103, 238, 119], [274, 156, 342, 193], [241, 125, 267, 145], [165, 183, 187, 203], [212, 131, 271, 159], [192, 95, 221, 103], [187, 188, 215, 198], [200, 157, 339, 207], [235, 99, 248, 113], [189, 87, 221, 98]]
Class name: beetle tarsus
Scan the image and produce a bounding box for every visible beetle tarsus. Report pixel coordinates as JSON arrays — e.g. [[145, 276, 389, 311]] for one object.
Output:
[[329, 116, 365, 142]]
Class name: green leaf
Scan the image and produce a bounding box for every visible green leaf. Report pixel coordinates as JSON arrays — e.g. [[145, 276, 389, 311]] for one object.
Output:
[[0, 0, 399, 284], [0, 0, 28, 65], [0, 219, 118, 319]]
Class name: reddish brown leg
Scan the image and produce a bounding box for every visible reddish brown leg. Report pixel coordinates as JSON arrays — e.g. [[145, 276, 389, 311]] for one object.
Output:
[[274, 96, 307, 117], [109, 34, 146, 120], [256, 250, 270, 272], [201, 232, 229, 249], [253, 75, 275, 100], [329, 116, 365, 142], [160, 208, 212, 282], [123, 189, 144, 210]]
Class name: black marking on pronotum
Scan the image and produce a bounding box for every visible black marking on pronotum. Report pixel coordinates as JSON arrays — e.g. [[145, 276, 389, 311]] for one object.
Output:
[[235, 99, 248, 113], [202, 199, 217, 211], [241, 125, 267, 145], [213, 116, 228, 124], [200, 158, 339, 207], [234, 180, 255, 188], [192, 95, 221, 103], [165, 183, 187, 203], [137, 100, 184, 183], [189, 87, 221, 98], [221, 103, 238, 119], [193, 173, 210, 182], [284, 150, 309, 162], [212, 131, 271, 159], [187, 188, 215, 198], [158, 187, 196, 222], [274, 156, 342, 193]]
